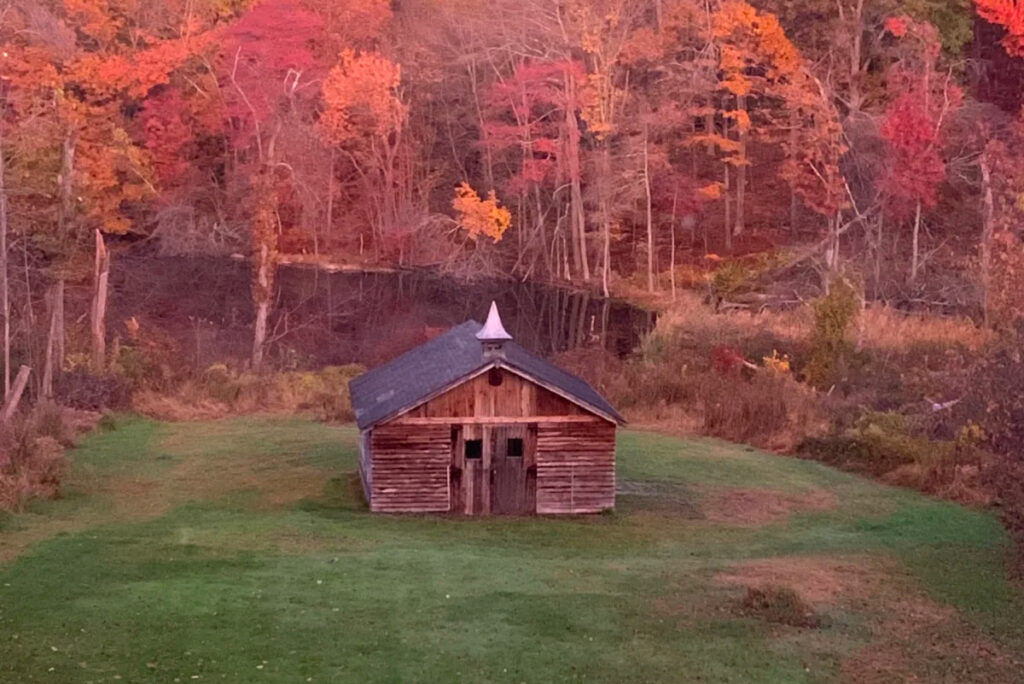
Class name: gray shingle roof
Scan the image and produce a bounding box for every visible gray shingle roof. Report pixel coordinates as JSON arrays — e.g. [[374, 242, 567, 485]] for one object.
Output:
[[349, 320, 624, 430]]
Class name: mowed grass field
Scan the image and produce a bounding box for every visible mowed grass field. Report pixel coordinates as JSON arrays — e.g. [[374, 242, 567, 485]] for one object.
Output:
[[1, 418, 1023, 683]]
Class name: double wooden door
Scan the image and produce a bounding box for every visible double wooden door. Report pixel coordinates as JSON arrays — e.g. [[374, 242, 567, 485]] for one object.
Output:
[[451, 424, 536, 515]]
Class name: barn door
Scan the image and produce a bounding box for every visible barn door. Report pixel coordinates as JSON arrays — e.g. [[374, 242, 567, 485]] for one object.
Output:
[[452, 424, 489, 515], [491, 424, 534, 515]]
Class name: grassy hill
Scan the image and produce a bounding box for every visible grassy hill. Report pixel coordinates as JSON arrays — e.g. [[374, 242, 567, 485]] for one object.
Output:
[[1, 418, 1022, 682]]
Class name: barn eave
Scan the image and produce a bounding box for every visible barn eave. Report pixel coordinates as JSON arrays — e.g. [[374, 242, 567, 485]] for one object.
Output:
[[365, 360, 624, 429]]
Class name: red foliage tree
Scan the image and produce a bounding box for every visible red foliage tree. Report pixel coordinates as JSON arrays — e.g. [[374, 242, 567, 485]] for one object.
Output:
[[880, 17, 961, 281], [975, 0, 1024, 57], [880, 94, 946, 217], [483, 60, 586, 194]]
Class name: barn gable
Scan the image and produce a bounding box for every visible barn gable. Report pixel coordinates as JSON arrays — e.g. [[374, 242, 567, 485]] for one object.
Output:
[[349, 319, 624, 430]]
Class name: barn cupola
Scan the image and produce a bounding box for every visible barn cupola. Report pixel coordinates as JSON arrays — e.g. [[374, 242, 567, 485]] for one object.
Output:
[[476, 301, 512, 359]]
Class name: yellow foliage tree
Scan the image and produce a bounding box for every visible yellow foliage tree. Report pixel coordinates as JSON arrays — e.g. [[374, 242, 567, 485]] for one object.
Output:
[[452, 183, 512, 243]]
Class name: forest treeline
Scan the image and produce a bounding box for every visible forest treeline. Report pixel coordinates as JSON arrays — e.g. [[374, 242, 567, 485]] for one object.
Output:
[[1, 0, 1024, 379]]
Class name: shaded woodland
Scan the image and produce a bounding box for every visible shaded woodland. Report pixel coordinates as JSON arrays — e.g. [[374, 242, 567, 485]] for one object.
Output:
[[1, 0, 1024, 378]]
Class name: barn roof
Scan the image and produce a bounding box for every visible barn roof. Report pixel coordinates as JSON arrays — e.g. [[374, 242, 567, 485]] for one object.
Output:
[[349, 319, 625, 430]]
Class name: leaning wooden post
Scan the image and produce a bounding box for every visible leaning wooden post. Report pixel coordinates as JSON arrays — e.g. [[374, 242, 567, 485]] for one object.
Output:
[[90, 230, 109, 372], [1, 365, 31, 423]]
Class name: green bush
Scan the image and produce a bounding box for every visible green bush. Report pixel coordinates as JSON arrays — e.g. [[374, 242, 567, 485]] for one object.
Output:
[[804, 281, 859, 388], [799, 411, 961, 477]]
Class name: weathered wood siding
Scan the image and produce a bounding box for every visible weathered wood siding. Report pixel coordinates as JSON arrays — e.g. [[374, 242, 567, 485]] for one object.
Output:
[[536, 421, 616, 514], [358, 430, 372, 503], [367, 367, 617, 515], [369, 424, 451, 513], [393, 368, 585, 422]]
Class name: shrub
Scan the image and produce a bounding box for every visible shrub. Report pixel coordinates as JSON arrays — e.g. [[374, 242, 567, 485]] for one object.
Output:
[[701, 371, 825, 451], [804, 281, 859, 388], [800, 412, 941, 476], [0, 406, 74, 512], [739, 585, 821, 628], [799, 410, 992, 503], [112, 344, 173, 392], [55, 369, 131, 411], [985, 458, 1024, 576]]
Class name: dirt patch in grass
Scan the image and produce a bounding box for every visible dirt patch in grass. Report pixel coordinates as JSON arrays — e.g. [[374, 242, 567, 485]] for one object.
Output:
[[841, 594, 1021, 683], [716, 555, 876, 604], [717, 554, 1024, 682], [703, 488, 837, 526]]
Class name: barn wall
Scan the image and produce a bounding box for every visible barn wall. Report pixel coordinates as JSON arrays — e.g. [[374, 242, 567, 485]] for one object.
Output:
[[536, 422, 616, 514], [358, 430, 372, 502], [393, 368, 585, 422], [369, 424, 451, 513]]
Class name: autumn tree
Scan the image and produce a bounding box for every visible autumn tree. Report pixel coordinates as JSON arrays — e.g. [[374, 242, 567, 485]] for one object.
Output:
[[483, 59, 589, 282], [0, 0, 210, 386], [216, 0, 326, 369], [710, 1, 845, 263], [879, 16, 960, 283], [975, 0, 1024, 57], [319, 48, 409, 258], [452, 183, 512, 243]]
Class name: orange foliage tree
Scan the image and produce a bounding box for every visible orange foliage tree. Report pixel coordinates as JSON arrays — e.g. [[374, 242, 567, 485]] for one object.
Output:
[[711, 1, 845, 252], [452, 183, 512, 243], [320, 49, 409, 255]]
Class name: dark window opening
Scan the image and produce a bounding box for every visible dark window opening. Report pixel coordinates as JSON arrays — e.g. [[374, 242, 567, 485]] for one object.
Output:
[[488, 368, 504, 386], [507, 438, 524, 458], [465, 439, 483, 459]]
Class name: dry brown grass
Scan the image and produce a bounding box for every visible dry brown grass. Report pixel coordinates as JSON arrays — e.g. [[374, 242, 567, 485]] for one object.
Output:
[[856, 306, 992, 352], [0, 405, 101, 513], [132, 365, 363, 422], [132, 390, 231, 421], [654, 292, 990, 354], [716, 554, 1024, 682], [716, 555, 880, 605], [702, 488, 837, 526]]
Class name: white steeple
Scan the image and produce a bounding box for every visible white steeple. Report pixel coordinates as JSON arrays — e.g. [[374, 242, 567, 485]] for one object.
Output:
[[476, 301, 512, 343]]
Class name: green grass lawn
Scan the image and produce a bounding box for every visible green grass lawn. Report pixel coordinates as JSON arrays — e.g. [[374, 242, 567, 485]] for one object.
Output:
[[1, 418, 1022, 683]]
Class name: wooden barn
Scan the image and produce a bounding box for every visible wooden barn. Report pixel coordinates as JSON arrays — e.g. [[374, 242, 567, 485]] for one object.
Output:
[[349, 302, 625, 515]]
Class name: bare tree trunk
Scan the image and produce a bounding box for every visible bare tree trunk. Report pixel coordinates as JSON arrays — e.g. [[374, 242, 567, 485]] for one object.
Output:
[[1, 365, 30, 423], [0, 110, 9, 398], [848, 0, 866, 113], [980, 156, 994, 326], [910, 200, 922, 282], [565, 72, 589, 284], [91, 230, 109, 372], [600, 146, 612, 297], [42, 284, 61, 399], [734, 94, 747, 239], [57, 133, 77, 243], [324, 149, 336, 257], [825, 212, 841, 290], [643, 122, 655, 293], [874, 212, 884, 297], [670, 188, 678, 302], [252, 243, 271, 370], [723, 164, 732, 252]]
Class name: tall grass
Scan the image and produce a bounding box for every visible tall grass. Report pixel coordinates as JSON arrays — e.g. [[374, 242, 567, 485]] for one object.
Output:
[[0, 403, 85, 512], [133, 364, 365, 422]]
